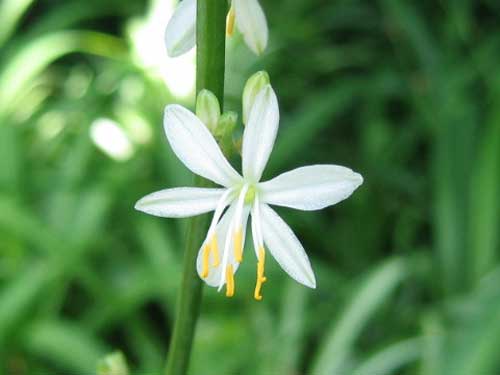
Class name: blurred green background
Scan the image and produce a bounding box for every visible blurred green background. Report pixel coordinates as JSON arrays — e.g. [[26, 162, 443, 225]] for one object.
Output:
[[1, 0, 500, 374]]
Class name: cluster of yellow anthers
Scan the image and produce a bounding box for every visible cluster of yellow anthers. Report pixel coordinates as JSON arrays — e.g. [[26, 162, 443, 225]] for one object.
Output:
[[201, 231, 266, 300]]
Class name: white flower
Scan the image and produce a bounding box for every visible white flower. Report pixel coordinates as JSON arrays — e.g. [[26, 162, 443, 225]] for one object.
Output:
[[165, 0, 268, 57], [135, 85, 363, 300]]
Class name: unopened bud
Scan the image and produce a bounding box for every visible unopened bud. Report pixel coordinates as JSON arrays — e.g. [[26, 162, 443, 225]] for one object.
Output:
[[216, 111, 238, 138], [242, 71, 270, 125], [97, 351, 129, 375], [196, 89, 220, 132], [216, 111, 238, 156]]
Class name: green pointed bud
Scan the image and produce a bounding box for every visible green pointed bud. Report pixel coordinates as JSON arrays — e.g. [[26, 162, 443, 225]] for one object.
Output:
[[242, 71, 270, 125], [97, 351, 129, 375], [216, 111, 238, 137], [216, 111, 238, 157], [196, 89, 220, 132]]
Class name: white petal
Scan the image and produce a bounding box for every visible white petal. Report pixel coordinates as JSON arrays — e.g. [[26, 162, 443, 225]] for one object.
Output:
[[135, 187, 226, 218], [251, 194, 264, 258], [165, 0, 197, 57], [164, 105, 242, 187], [233, 0, 268, 55], [259, 164, 363, 211], [242, 85, 279, 182], [259, 204, 316, 288], [196, 204, 250, 287]]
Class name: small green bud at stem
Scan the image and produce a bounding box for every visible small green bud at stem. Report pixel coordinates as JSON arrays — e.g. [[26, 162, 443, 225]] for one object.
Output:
[[242, 70, 270, 125], [216, 111, 238, 156], [97, 351, 129, 375], [196, 89, 221, 132], [216, 111, 238, 137], [215, 111, 238, 157]]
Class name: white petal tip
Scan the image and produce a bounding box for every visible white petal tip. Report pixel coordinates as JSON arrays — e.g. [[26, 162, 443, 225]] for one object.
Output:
[[353, 172, 364, 188], [234, 0, 268, 56], [166, 47, 183, 58], [165, 40, 194, 58], [252, 43, 266, 56], [134, 199, 157, 216], [163, 0, 196, 58], [134, 199, 145, 212], [164, 104, 180, 115], [303, 275, 317, 289]]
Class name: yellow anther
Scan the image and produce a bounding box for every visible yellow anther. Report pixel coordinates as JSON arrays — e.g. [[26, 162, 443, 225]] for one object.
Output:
[[226, 5, 236, 36], [254, 246, 267, 301], [225, 264, 235, 297], [201, 244, 210, 278], [233, 228, 243, 263], [211, 235, 220, 266]]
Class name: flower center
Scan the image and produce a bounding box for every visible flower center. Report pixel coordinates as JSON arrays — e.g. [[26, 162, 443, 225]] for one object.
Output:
[[244, 184, 257, 204]]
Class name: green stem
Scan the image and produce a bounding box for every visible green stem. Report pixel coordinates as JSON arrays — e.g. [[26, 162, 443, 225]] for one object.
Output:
[[196, 0, 227, 100], [165, 1, 227, 375]]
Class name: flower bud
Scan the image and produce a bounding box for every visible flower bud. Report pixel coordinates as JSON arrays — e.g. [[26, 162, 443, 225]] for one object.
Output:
[[216, 111, 238, 138], [216, 111, 238, 157], [196, 89, 221, 132], [242, 71, 270, 125], [97, 352, 129, 375]]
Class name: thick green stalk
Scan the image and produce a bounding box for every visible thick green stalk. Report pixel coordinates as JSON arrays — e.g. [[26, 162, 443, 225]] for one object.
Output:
[[165, 1, 227, 375], [196, 0, 227, 99]]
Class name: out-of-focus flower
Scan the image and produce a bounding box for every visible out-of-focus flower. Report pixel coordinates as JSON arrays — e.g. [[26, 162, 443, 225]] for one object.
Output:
[[165, 0, 268, 57], [135, 80, 363, 300]]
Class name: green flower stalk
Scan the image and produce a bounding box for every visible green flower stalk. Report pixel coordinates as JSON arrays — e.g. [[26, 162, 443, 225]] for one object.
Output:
[[163, 1, 227, 374]]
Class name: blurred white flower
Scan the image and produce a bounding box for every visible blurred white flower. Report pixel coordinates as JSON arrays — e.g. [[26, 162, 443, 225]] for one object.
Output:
[[135, 84, 363, 300], [165, 0, 268, 57], [90, 118, 134, 161], [129, 0, 195, 98]]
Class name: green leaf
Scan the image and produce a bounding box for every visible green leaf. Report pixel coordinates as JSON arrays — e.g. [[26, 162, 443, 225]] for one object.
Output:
[[354, 338, 422, 375], [311, 257, 407, 374], [0, 31, 127, 116], [23, 320, 107, 374]]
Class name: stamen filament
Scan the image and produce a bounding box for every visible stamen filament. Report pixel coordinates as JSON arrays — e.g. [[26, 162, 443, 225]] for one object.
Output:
[[225, 264, 235, 297], [211, 235, 220, 266], [233, 227, 243, 262], [254, 246, 267, 301], [226, 5, 236, 36]]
